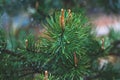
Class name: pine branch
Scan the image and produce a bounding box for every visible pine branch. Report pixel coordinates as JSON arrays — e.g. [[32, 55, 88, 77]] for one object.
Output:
[[1, 49, 22, 57], [18, 71, 35, 78], [41, 9, 102, 80]]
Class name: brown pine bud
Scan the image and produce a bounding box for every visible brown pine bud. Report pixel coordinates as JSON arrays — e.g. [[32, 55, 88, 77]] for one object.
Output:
[[68, 9, 72, 18], [74, 52, 78, 67], [68, 9, 71, 14], [66, 9, 72, 23], [44, 70, 48, 80], [59, 9, 65, 30], [61, 15, 65, 27], [61, 9, 64, 17], [25, 39, 28, 49]]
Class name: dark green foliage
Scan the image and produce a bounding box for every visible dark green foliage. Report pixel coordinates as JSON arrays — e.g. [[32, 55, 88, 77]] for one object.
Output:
[[0, 28, 6, 50], [0, 30, 45, 79], [107, 30, 120, 55], [94, 63, 120, 80]]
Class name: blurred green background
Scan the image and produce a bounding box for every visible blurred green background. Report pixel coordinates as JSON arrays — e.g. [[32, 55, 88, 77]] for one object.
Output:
[[1, 0, 120, 21]]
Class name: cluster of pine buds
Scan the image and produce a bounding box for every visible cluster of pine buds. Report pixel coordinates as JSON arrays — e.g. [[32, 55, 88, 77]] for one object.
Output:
[[59, 9, 72, 30]]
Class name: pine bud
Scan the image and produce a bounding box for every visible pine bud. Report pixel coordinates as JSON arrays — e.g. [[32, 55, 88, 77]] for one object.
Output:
[[44, 70, 48, 80], [60, 9, 65, 30], [68, 9, 72, 18], [25, 39, 28, 49], [74, 52, 78, 67], [61, 9, 64, 17]]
